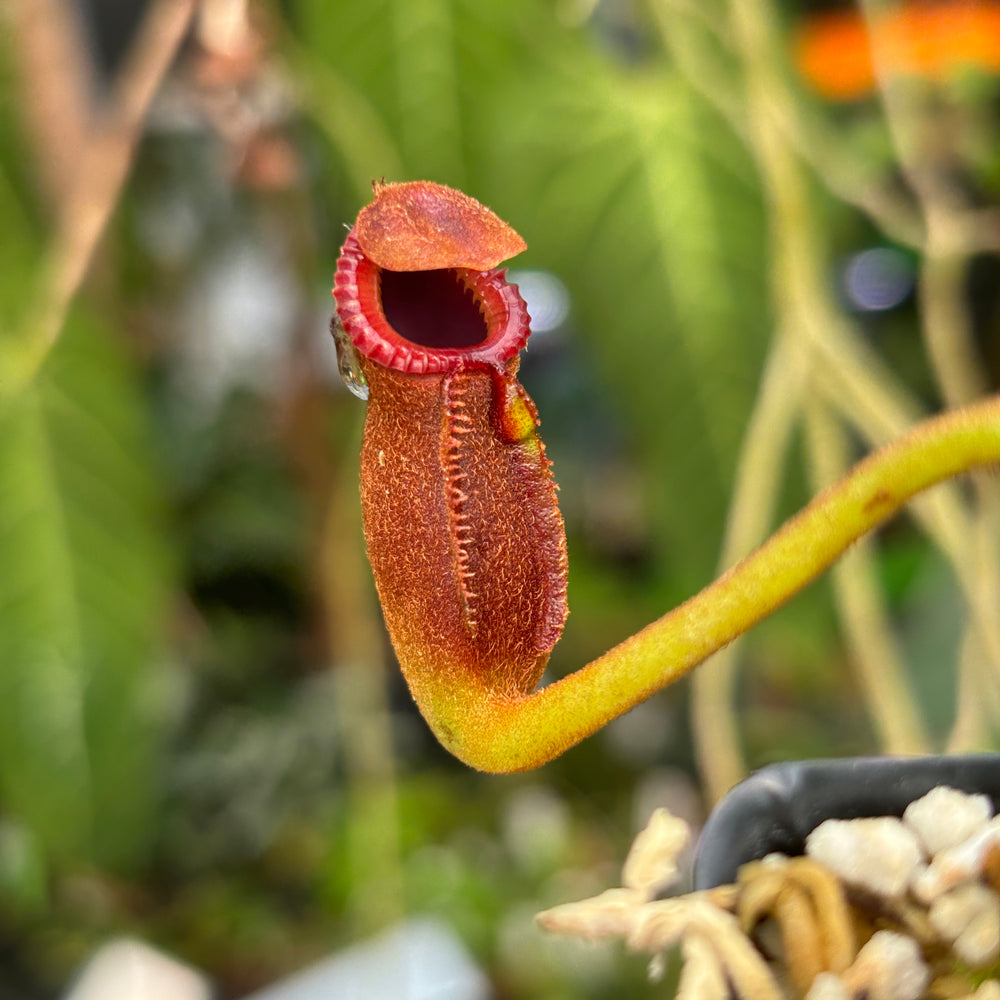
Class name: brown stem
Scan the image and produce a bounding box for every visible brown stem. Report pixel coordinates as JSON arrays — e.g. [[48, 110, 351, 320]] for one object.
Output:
[[4, 0, 92, 214], [3, 0, 196, 401]]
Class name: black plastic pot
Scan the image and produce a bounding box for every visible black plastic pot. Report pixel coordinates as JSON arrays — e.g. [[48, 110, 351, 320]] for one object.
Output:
[[693, 754, 1000, 890]]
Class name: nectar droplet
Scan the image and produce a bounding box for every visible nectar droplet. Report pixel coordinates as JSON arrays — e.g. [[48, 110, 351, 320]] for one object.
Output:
[[332, 319, 369, 400]]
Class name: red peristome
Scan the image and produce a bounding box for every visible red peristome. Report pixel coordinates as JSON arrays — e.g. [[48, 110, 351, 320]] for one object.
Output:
[[356, 180, 527, 272], [333, 230, 530, 374]]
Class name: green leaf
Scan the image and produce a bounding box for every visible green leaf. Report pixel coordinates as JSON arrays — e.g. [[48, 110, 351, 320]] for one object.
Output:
[[293, 0, 546, 195], [500, 64, 772, 600], [0, 26, 46, 336], [0, 314, 172, 870]]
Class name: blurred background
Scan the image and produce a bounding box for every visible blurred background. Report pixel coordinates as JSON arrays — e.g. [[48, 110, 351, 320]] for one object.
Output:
[[1, 0, 1000, 995]]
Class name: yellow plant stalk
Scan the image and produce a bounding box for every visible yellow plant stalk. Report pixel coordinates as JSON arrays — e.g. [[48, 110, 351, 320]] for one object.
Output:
[[423, 396, 1000, 772]]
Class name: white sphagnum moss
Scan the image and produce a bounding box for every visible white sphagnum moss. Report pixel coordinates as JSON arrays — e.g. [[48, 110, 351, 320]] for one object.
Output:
[[539, 788, 1000, 999]]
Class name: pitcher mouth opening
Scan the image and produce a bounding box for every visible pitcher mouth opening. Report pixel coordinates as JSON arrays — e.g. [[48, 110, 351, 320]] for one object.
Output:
[[333, 231, 531, 375]]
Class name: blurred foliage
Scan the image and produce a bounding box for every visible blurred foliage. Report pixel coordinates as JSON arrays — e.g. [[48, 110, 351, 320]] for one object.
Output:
[[0, 315, 172, 869], [0, 0, 998, 997]]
